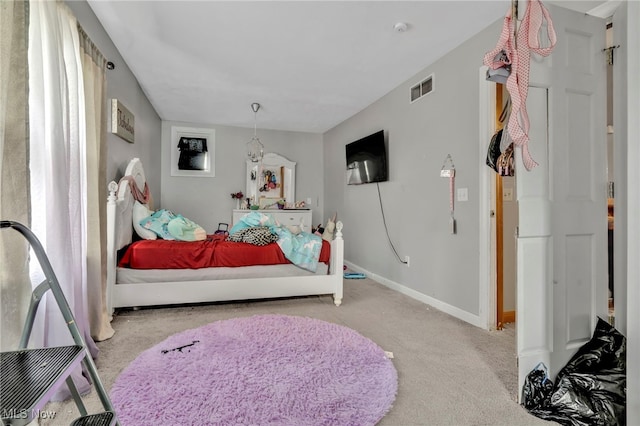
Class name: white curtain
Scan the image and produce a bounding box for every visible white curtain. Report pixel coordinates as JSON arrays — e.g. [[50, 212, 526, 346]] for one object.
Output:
[[78, 25, 114, 342], [28, 0, 98, 399]]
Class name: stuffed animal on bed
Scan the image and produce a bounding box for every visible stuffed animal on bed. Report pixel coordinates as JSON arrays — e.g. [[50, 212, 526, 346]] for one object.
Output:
[[322, 212, 337, 242], [167, 216, 207, 241]]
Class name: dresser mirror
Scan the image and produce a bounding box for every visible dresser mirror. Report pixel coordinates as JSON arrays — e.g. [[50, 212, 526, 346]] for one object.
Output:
[[246, 153, 296, 208]]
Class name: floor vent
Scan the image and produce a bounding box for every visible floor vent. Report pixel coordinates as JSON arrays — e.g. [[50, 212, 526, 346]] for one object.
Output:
[[410, 74, 433, 103]]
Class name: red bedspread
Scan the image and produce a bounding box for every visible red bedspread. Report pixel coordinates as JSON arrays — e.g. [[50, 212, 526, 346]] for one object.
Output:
[[119, 234, 331, 269]]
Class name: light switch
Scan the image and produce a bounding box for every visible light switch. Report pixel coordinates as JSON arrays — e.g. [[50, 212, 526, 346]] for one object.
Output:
[[457, 188, 468, 202], [306, 197, 312, 206]]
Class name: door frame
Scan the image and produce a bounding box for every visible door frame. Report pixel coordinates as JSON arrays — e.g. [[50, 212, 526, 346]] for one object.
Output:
[[603, 1, 640, 420], [478, 67, 497, 331], [619, 1, 640, 420]]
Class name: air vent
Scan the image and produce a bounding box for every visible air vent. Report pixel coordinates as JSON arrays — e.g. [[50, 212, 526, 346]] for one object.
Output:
[[410, 74, 433, 103]]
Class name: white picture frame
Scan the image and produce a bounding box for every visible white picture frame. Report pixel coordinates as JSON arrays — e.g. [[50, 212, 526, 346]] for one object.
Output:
[[171, 126, 215, 177]]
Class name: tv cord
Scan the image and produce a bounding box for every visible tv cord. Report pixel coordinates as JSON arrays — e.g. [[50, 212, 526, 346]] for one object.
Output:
[[377, 182, 408, 265]]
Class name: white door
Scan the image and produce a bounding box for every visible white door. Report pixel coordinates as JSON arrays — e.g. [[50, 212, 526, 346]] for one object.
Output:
[[548, 3, 607, 373], [516, 3, 607, 390]]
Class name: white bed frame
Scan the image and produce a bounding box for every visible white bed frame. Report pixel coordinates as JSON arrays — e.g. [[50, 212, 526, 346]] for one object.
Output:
[[106, 158, 344, 312]]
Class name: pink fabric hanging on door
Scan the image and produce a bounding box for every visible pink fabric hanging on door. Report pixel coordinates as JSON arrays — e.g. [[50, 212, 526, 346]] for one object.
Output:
[[484, 0, 557, 171]]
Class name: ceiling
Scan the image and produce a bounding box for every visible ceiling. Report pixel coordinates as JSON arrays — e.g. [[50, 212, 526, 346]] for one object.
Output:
[[88, 1, 610, 134]]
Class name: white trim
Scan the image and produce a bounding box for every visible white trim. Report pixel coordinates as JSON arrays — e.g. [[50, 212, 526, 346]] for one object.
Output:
[[345, 261, 485, 329], [586, 0, 622, 19], [626, 1, 640, 422], [478, 66, 497, 331]]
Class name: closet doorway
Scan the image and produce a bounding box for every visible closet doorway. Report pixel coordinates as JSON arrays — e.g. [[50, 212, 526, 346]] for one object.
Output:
[[494, 85, 518, 330]]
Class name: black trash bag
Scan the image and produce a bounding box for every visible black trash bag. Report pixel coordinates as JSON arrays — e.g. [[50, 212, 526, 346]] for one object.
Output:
[[486, 129, 503, 173], [526, 317, 626, 426], [522, 362, 554, 410]]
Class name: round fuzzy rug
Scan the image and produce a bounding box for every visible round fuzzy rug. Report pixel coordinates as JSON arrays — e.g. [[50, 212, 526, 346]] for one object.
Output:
[[110, 314, 397, 426]]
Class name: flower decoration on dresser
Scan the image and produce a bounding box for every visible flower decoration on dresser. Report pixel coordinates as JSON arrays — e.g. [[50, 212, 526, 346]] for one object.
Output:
[[231, 191, 245, 209]]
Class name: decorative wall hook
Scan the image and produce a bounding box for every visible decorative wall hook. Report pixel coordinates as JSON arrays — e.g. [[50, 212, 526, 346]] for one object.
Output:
[[440, 154, 455, 178]]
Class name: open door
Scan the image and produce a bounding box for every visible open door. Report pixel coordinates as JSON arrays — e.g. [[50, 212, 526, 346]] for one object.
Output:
[[494, 85, 518, 330], [516, 3, 607, 392]]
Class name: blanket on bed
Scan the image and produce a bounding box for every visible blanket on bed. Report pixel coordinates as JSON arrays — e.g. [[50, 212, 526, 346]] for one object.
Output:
[[118, 235, 330, 270], [230, 212, 323, 272]]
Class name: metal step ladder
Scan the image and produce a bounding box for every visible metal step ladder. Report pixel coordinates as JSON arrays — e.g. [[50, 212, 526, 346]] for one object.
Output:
[[0, 221, 118, 426]]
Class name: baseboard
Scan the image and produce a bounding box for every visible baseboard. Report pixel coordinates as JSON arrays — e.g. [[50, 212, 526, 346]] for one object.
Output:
[[503, 310, 516, 324], [344, 260, 487, 329]]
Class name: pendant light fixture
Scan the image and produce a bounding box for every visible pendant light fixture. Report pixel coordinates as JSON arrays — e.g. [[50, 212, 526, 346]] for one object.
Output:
[[246, 102, 264, 162]]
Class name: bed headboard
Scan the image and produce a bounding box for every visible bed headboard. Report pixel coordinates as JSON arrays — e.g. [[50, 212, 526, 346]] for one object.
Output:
[[106, 158, 149, 313], [107, 158, 148, 252]]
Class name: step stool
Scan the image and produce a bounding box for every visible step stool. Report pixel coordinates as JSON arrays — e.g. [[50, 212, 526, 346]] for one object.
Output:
[[0, 221, 118, 426]]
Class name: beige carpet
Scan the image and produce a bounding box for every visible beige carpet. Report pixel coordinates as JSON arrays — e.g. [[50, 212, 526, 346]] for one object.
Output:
[[42, 277, 552, 425]]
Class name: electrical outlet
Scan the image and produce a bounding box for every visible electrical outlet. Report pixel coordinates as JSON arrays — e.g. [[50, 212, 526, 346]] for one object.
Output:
[[306, 197, 312, 206], [404, 256, 410, 267]]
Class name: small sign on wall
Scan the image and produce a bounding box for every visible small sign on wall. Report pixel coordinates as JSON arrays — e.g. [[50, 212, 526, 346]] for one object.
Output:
[[111, 99, 135, 143]]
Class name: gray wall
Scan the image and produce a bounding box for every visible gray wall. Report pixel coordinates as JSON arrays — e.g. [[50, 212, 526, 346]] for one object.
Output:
[[161, 121, 324, 233], [70, 0, 328, 236], [67, 1, 162, 205], [323, 19, 502, 316]]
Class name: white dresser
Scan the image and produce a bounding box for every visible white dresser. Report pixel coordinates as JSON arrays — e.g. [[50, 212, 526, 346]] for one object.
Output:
[[232, 209, 312, 232]]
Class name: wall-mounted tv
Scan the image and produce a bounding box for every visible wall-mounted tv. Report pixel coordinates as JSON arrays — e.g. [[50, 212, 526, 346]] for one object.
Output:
[[346, 130, 388, 185]]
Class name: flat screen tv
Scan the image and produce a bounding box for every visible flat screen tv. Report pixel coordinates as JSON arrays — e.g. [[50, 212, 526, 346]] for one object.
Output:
[[346, 130, 388, 185]]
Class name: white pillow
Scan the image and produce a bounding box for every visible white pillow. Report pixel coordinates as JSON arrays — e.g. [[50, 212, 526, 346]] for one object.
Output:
[[133, 201, 157, 240]]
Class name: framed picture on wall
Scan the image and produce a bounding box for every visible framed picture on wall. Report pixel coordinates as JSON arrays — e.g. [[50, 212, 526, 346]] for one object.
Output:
[[171, 126, 215, 177]]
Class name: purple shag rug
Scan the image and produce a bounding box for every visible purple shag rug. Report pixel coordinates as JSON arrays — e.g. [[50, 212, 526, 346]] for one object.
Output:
[[110, 314, 397, 425]]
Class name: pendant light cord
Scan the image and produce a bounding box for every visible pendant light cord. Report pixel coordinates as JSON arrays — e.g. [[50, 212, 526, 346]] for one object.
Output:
[[251, 103, 260, 138], [253, 110, 257, 137], [248, 102, 263, 162]]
